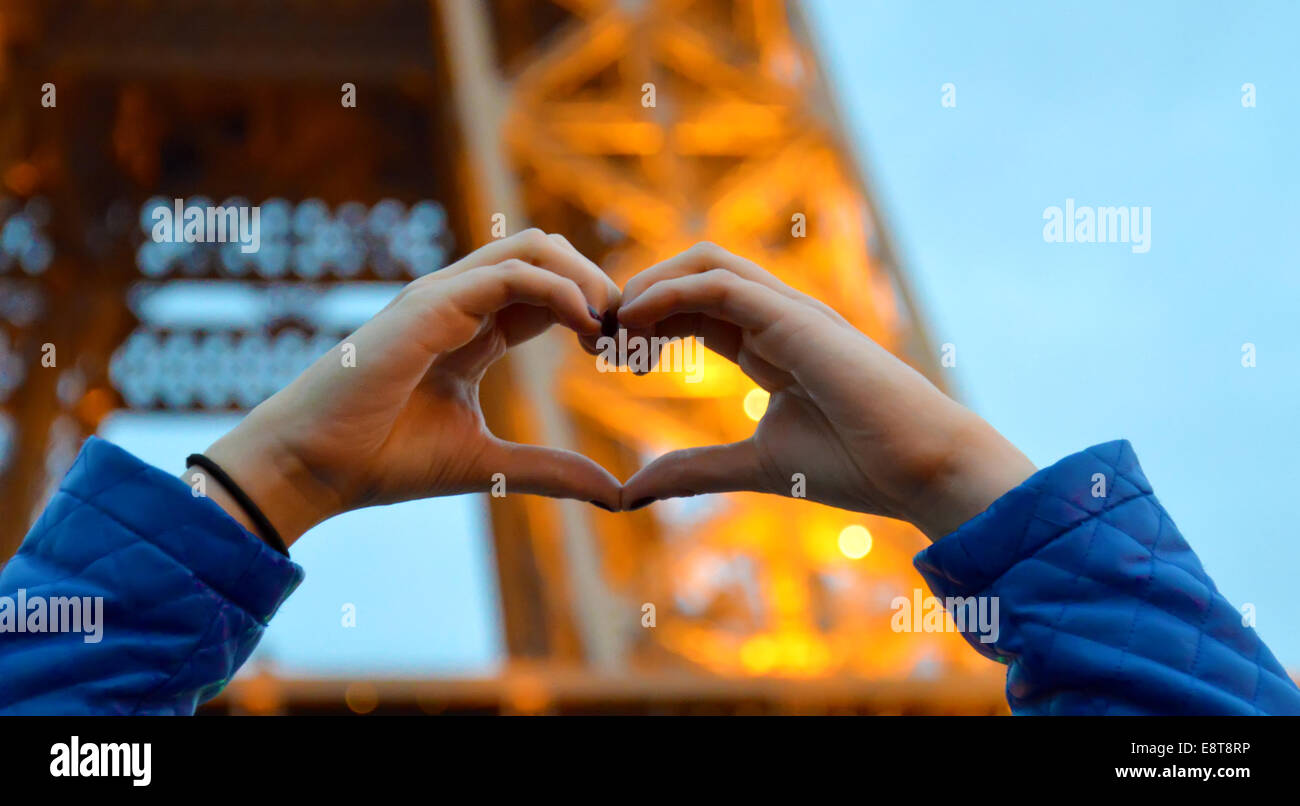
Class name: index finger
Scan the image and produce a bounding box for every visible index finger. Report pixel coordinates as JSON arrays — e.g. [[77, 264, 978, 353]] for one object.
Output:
[[621, 241, 846, 328], [442, 228, 621, 315]]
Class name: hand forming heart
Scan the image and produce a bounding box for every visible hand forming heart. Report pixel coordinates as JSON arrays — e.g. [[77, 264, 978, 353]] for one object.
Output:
[[198, 231, 1035, 549]]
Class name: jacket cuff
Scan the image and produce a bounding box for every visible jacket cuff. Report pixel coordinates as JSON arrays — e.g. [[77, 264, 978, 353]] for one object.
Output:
[[913, 439, 1149, 600], [52, 437, 303, 622]]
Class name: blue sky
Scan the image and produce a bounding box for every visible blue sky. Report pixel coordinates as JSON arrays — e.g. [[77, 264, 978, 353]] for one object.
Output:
[[103, 2, 1300, 673], [807, 0, 1300, 661]]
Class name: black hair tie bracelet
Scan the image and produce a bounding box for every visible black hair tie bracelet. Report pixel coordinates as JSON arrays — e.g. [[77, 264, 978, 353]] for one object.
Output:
[[185, 454, 290, 557]]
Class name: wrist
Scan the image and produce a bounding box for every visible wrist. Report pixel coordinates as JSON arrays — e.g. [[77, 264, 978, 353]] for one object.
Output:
[[188, 421, 343, 549], [909, 415, 1036, 542]]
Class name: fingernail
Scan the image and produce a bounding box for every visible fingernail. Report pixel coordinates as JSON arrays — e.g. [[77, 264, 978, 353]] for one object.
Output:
[[600, 309, 619, 337], [589, 500, 615, 512], [627, 497, 656, 511], [587, 304, 602, 321]]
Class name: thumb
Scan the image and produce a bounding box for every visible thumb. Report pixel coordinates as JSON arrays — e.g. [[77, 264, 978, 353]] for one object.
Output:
[[620, 439, 767, 510], [483, 441, 622, 511]]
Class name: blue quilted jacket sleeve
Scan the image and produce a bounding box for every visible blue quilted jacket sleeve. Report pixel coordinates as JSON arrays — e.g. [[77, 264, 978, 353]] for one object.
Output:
[[0, 437, 303, 715], [915, 439, 1300, 715]]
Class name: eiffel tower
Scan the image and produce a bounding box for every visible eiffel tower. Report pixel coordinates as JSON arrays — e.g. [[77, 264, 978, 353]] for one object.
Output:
[[0, 0, 1004, 713]]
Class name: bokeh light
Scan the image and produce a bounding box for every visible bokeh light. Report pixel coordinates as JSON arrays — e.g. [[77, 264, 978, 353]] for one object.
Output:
[[838, 525, 873, 559], [743, 387, 769, 421]]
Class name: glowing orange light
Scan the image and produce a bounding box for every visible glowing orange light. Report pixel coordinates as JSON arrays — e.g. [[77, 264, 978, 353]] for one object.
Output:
[[743, 388, 769, 421], [838, 525, 873, 559], [344, 682, 378, 714], [506, 673, 550, 714], [740, 635, 779, 674]]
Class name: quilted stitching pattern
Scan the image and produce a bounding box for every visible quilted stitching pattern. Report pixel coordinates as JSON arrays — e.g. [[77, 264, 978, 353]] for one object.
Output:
[[915, 440, 1300, 715], [0, 438, 303, 715]]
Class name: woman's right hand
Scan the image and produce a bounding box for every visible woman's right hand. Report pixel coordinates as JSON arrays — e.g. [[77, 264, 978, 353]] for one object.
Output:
[[196, 229, 624, 547], [616, 242, 1036, 540]]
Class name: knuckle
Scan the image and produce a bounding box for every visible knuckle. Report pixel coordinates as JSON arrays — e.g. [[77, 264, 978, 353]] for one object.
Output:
[[408, 271, 442, 291], [813, 299, 846, 323], [517, 227, 548, 250], [396, 272, 445, 304], [700, 267, 733, 285], [689, 240, 727, 263], [496, 257, 530, 274], [396, 283, 441, 314], [392, 280, 419, 303]]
